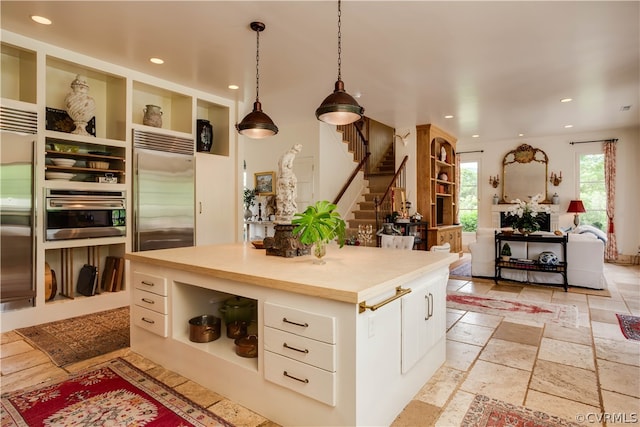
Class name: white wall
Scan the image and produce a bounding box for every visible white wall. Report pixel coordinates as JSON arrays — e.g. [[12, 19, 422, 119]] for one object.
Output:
[[317, 124, 357, 202], [243, 120, 359, 222], [457, 126, 640, 256]]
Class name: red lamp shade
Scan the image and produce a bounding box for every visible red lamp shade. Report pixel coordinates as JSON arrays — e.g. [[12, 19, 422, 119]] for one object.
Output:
[[567, 200, 586, 213], [567, 200, 586, 227]]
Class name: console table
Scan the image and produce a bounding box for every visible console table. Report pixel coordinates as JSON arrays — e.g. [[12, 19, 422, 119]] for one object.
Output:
[[494, 232, 568, 291]]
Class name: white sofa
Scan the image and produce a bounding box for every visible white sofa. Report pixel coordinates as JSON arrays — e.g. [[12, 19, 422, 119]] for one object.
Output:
[[468, 228, 606, 289]]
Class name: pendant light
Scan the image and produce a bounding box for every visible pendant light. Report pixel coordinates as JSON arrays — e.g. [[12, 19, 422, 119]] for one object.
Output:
[[236, 21, 278, 138], [315, 0, 364, 126]]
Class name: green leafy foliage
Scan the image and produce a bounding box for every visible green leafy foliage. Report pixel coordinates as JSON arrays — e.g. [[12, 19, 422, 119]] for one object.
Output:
[[579, 154, 607, 231], [460, 211, 478, 232], [243, 188, 256, 209], [292, 200, 346, 247], [459, 162, 478, 232]]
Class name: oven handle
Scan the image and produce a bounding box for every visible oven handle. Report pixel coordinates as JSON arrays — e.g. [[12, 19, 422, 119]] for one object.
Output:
[[48, 199, 125, 209]]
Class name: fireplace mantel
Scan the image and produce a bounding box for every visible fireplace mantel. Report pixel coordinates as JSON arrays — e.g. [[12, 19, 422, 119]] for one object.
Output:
[[491, 204, 560, 231]]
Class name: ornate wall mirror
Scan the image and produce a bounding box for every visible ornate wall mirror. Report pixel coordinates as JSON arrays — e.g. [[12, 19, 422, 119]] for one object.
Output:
[[501, 144, 549, 203]]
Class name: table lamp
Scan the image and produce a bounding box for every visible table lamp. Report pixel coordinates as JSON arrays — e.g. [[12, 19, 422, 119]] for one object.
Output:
[[567, 200, 586, 227]]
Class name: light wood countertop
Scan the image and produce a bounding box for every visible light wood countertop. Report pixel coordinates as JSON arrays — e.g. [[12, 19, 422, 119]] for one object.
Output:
[[126, 243, 458, 304]]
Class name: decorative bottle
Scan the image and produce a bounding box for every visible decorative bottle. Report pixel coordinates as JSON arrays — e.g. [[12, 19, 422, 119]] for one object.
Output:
[[64, 74, 95, 136]]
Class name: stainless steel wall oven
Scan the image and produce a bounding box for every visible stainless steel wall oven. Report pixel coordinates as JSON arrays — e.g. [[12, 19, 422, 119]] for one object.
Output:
[[45, 189, 126, 241]]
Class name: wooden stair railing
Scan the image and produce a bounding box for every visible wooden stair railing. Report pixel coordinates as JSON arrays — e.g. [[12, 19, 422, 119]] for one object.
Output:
[[374, 155, 409, 231], [334, 121, 370, 206], [333, 152, 371, 205]]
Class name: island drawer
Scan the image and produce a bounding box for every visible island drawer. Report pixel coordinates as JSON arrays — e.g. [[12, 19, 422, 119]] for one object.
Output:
[[133, 288, 168, 315], [132, 304, 168, 337], [133, 271, 168, 296], [264, 302, 335, 344], [264, 351, 336, 407], [263, 326, 336, 372]]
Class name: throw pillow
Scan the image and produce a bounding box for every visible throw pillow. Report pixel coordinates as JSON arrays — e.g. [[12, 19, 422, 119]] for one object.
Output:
[[574, 224, 607, 242]]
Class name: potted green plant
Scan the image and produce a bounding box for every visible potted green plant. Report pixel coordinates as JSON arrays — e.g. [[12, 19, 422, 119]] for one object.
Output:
[[243, 188, 256, 220], [292, 200, 346, 264], [500, 243, 512, 261]]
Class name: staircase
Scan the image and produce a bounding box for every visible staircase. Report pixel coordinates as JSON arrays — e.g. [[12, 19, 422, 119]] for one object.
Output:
[[347, 145, 396, 236]]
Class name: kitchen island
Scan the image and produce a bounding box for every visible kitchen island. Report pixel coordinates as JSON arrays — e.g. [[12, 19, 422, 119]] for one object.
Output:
[[126, 243, 457, 426]]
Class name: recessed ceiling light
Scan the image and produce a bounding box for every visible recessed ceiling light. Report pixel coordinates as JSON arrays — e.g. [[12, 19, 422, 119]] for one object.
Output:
[[228, 84, 239, 90], [444, 115, 454, 119], [518, 133, 524, 137], [31, 15, 52, 25], [149, 57, 164, 65], [560, 98, 573, 103], [472, 134, 480, 138], [564, 124, 573, 128]]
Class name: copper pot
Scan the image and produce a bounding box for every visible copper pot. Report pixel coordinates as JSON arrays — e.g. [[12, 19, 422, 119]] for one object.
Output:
[[188, 315, 221, 343], [226, 320, 248, 339], [235, 335, 258, 358]]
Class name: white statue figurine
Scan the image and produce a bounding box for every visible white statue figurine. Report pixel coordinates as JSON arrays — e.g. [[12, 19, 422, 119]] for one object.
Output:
[[275, 144, 302, 223], [440, 145, 447, 162]]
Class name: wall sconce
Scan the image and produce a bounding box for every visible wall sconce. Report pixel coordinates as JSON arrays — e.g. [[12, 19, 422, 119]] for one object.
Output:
[[549, 171, 562, 186], [489, 175, 500, 188]]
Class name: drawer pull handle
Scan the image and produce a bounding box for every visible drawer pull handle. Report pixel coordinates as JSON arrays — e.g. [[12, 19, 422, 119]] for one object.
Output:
[[141, 317, 155, 324], [141, 298, 155, 304], [283, 343, 309, 354], [141, 280, 155, 287], [359, 286, 412, 313], [283, 371, 309, 384], [283, 318, 308, 328]]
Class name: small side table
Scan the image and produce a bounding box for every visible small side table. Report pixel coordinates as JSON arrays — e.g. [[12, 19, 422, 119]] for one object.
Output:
[[494, 231, 568, 291]]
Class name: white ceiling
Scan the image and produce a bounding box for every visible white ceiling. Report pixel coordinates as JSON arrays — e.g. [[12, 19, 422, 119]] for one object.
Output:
[[2, 1, 638, 143]]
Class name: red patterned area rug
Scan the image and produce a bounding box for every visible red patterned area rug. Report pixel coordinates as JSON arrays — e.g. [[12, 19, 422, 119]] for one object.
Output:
[[616, 313, 640, 341], [0, 358, 235, 427], [462, 395, 584, 427], [447, 292, 578, 328]]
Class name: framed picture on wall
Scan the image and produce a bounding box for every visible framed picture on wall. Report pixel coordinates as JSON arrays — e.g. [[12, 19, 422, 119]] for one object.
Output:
[[254, 171, 275, 195]]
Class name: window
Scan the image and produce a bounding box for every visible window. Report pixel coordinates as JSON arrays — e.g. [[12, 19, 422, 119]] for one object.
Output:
[[459, 161, 478, 232], [578, 153, 607, 231]]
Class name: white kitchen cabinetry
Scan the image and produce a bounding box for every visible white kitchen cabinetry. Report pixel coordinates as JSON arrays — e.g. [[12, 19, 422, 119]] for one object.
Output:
[[195, 152, 236, 245], [401, 270, 448, 373], [1, 43, 36, 104], [127, 245, 454, 426], [131, 271, 169, 337], [263, 302, 337, 406], [1, 31, 237, 331], [194, 97, 235, 246]]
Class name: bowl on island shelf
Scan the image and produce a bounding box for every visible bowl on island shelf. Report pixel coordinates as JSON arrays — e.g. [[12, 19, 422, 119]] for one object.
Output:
[[251, 240, 264, 249]]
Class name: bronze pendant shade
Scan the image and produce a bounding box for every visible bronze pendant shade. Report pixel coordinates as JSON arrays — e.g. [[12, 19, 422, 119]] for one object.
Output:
[[236, 21, 278, 139], [315, 0, 364, 126]]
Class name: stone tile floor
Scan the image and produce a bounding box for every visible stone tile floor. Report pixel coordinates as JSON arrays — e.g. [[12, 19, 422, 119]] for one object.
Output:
[[1, 262, 638, 426]]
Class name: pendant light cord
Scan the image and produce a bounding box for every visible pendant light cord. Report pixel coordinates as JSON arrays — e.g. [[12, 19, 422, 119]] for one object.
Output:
[[255, 27, 261, 102], [337, 0, 342, 82]]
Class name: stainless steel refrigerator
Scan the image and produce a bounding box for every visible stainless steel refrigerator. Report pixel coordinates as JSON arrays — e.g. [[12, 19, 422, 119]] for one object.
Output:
[[133, 130, 195, 251], [1, 130, 36, 311]]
